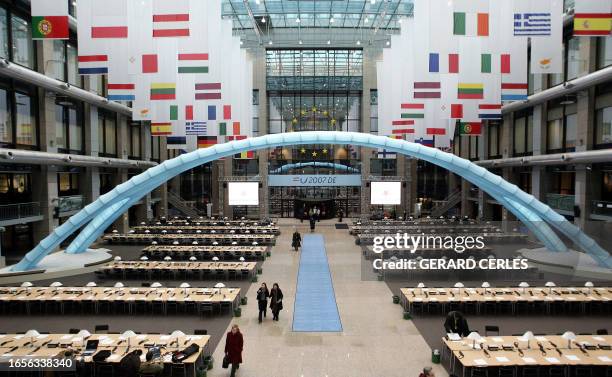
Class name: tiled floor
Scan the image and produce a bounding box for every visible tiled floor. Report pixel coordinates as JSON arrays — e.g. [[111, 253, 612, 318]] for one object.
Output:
[[207, 219, 448, 377]]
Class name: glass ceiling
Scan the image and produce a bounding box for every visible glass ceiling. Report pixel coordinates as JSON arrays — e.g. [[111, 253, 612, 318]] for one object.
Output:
[[222, 0, 414, 31]]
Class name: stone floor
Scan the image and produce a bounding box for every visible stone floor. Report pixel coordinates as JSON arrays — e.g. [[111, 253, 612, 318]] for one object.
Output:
[[207, 219, 447, 377]]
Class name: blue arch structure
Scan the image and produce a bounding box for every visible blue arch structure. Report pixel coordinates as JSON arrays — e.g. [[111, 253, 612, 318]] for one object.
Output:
[[11, 132, 612, 271], [270, 161, 360, 174]]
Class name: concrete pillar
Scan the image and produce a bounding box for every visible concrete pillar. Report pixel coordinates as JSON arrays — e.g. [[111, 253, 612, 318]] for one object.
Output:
[[360, 48, 380, 217], [135, 124, 153, 223], [253, 49, 269, 218], [112, 114, 129, 232]]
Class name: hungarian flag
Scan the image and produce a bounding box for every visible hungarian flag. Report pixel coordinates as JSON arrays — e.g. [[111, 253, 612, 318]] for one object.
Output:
[[197, 136, 217, 148], [458, 121, 482, 135], [31, 0, 69, 39], [400, 103, 425, 119], [178, 53, 209, 74], [573, 0, 612, 36]]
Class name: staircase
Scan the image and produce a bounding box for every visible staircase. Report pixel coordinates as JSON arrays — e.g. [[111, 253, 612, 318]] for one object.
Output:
[[167, 191, 200, 218], [430, 190, 462, 217]]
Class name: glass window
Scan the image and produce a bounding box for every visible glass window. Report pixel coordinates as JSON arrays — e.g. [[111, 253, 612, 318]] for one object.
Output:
[[55, 104, 66, 149], [564, 113, 576, 150], [49, 40, 66, 81], [130, 123, 140, 157], [526, 115, 533, 153], [547, 118, 563, 151], [597, 35, 612, 69], [469, 136, 479, 160], [68, 107, 82, 151], [489, 123, 499, 157], [98, 115, 104, 153], [11, 15, 34, 69], [105, 116, 116, 155], [0, 8, 8, 59], [595, 107, 612, 147], [15, 92, 35, 146], [151, 135, 160, 160], [0, 88, 11, 144], [514, 117, 526, 155], [566, 37, 584, 80], [67, 43, 79, 86]]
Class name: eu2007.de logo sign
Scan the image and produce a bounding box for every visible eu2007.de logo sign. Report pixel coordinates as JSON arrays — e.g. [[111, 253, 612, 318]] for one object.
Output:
[[37, 19, 53, 36], [299, 176, 338, 185]]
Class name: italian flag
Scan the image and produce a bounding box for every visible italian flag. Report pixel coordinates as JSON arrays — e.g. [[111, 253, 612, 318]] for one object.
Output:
[[31, 0, 69, 40]]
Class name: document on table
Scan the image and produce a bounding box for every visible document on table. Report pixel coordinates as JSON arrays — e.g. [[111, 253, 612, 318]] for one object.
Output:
[[496, 357, 510, 362], [522, 357, 536, 363], [545, 357, 560, 363], [473, 359, 488, 366], [564, 355, 580, 361]]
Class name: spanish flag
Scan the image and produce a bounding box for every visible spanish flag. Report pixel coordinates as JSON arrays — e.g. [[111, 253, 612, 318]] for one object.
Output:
[[197, 136, 217, 148], [151, 122, 172, 136], [573, 1, 612, 36]]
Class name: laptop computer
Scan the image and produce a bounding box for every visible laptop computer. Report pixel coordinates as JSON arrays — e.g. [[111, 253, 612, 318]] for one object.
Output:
[[82, 339, 99, 356]]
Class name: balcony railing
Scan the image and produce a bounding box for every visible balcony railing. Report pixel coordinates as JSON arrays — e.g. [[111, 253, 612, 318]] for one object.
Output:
[[592, 200, 612, 217], [545, 193, 575, 212], [0, 202, 42, 222]]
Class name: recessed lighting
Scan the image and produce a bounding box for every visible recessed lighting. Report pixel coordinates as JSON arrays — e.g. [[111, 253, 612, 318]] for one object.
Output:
[[327, 40, 331, 45], [370, 0, 376, 4], [356, 40, 361, 45], [296, 17, 301, 23], [398, 18, 403, 24], [261, 16, 266, 23], [386, 40, 390, 46], [298, 39, 303, 45], [330, 17, 334, 23], [364, 17, 369, 23], [268, 40, 273, 45]]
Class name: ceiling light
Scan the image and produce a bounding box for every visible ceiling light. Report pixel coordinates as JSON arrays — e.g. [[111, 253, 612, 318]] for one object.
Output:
[[296, 17, 301, 23], [330, 17, 334, 23], [364, 17, 369, 23], [398, 18, 403, 24], [356, 40, 361, 45], [261, 16, 266, 23], [370, 0, 376, 3], [268, 40, 273, 45], [386, 40, 390, 46], [327, 40, 331, 45], [298, 39, 303, 45]]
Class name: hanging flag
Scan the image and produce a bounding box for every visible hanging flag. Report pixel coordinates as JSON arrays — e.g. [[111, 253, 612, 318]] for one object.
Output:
[[414, 82, 441, 99], [208, 106, 217, 120], [481, 54, 492, 73], [426, 127, 446, 135], [178, 53, 209, 74], [197, 136, 217, 148], [513, 13, 551, 36], [451, 104, 463, 119], [501, 54, 511, 74], [223, 105, 232, 120], [415, 137, 434, 147], [458, 121, 482, 135], [92, 26, 128, 38], [428, 54, 459, 73], [458, 83, 484, 100], [219, 122, 227, 136], [574, 0, 612, 36], [169, 105, 179, 120], [153, 13, 190, 37], [530, 38, 563, 74], [142, 55, 158, 73], [166, 136, 187, 149], [195, 83, 222, 100], [478, 104, 502, 119], [377, 149, 397, 159], [233, 122, 241, 135], [185, 105, 194, 121], [453, 12, 489, 36], [107, 83, 135, 101], [151, 122, 172, 136], [391, 120, 415, 135], [501, 83, 528, 102], [150, 83, 176, 100], [31, 0, 69, 39], [400, 103, 425, 119], [185, 121, 207, 135], [78, 55, 108, 75]]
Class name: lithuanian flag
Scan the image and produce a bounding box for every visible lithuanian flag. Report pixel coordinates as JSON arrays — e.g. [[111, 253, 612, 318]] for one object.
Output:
[[151, 123, 172, 136], [457, 83, 484, 100], [458, 122, 482, 135], [150, 83, 176, 101]]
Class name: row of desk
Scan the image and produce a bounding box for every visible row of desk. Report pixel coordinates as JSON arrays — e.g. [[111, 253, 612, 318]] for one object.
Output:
[[401, 287, 612, 315], [104, 233, 276, 246], [0, 333, 209, 376], [443, 334, 612, 376], [99, 261, 257, 280], [142, 245, 268, 260], [131, 224, 280, 235]]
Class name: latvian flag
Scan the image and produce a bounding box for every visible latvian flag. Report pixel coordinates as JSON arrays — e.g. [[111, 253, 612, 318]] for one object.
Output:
[[107, 84, 135, 101], [153, 13, 190, 37], [391, 120, 415, 135], [478, 104, 502, 119], [501, 83, 528, 102], [458, 83, 484, 100], [195, 83, 222, 100], [78, 55, 108, 75], [413, 82, 441, 99], [197, 136, 217, 148], [150, 83, 176, 100], [401, 103, 425, 119], [185, 121, 207, 135], [151, 122, 172, 136], [178, 53, 209, 74], [166, 136, 187, 150]]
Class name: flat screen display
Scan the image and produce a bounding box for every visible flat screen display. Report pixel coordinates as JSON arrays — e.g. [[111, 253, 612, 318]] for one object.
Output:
[[370, 181, 401, 205], [228, 182, 259, 206]]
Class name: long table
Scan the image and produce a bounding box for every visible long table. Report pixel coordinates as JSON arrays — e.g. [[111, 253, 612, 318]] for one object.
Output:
[[103, 233, 276, 245], [401, 287, 612, 315], [142, 245, 268, 260], [0, 333, 209, 376], [442, 335, 612, 377], [0, 286, 241, 316], [99, 261, 257, 279], [350, 224, 498, 235], [132, 225, 280, 235]]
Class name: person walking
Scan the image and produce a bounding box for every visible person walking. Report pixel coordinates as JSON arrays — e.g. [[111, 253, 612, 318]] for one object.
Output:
[[291, 227, 302, 252], [256, 283, 269, 323], [269, 283, 284, 321], [224, 324, 244, 377], [418, 366, 436, 377], [309, 215, 316, 232]]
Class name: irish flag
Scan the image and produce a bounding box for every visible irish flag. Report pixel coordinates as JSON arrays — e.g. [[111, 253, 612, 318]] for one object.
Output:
[[31, 0, 68, 39]]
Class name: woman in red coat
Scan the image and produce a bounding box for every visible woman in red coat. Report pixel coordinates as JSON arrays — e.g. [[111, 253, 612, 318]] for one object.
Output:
[[224, 324, 244, 377]]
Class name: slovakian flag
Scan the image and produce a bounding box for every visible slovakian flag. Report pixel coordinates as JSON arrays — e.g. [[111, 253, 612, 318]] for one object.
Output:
[[78, 55, 108, 75], [400, 103, 425, 119], [574, 0, 612, 36], [478, 104, 502, 119], [458, 121, 482, 135], [107, 83, 135, 101], [197, 136, 217, 148], [195, 83, 222, 100], [31, 0, 69, 39], [150, 83, 176, 100], [178, 53, 209, 74], [501, 83, 528, 102], [457, 83, 484, 100], [151, 122, 172, 136], [153, 13, 190, 37]]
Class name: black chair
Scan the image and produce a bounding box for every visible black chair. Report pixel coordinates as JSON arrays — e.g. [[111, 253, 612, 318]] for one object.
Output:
[[199, 302, 213, 317], [170, 363, 187, 377], [499, 366, 514, 377], [471, 367, 488, 377], [94, 361, 114, 377], [194, 329, 208, 335], [521, 366, 539, 377], [94, 324, 109, 333], [547, 367, 565, 377], [596, 329, 608, 335], [68, 328, 80, 334], [573, 366, 592, 377]]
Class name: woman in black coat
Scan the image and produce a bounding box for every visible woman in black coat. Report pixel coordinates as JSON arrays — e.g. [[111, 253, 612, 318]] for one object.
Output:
[[269, 283, 284, 321], [256, 283, 269, 323], [291, 227, 302, 252]]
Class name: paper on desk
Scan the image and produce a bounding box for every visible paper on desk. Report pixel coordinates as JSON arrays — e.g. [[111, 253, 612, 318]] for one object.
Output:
[[137, 335, 146, 340], [2, 354, 12, 357], [564, 355, 580, 361], [101, 339, 113, 345], [160, 335, 170, 340], [522, 357, 536, 363], [107, 354, 120, 361], [536, 336, 548, 341], [593, 336, 606, 342], [545, 357, 560, 363], [473, 359, 488, 366], [37, 334, 49, 339], [447, 333, 461, 341], [598, 356, 612, 362], [491, 337, 503, 342], [61, 335, 72, 340], [14, 335, 23, 339], [496, 357, 510, 362]]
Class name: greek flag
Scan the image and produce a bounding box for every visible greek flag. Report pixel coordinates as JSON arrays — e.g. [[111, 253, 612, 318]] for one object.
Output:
[[514, 13, 551, 36], [185, 121, 207, 135]]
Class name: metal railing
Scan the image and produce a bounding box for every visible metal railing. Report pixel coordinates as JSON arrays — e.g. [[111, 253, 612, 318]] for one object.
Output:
[[0, 202, 42, 221], [545, 193, 575, 212]]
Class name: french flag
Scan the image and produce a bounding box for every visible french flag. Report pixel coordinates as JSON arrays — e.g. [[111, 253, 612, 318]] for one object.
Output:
[[78, 55, 108, 75], [107, 84, 135, 102]]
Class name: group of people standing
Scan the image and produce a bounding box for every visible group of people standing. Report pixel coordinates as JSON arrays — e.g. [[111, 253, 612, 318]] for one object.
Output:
[[256, 282, 284, 323]]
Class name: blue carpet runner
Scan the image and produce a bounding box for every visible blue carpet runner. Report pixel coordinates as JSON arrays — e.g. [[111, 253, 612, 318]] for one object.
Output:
[[292, 234, 342, 332]]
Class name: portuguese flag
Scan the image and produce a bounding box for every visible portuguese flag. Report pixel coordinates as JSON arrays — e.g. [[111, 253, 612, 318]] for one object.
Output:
[[458, 122, 482, 136], [32, 16, 69, 39]]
